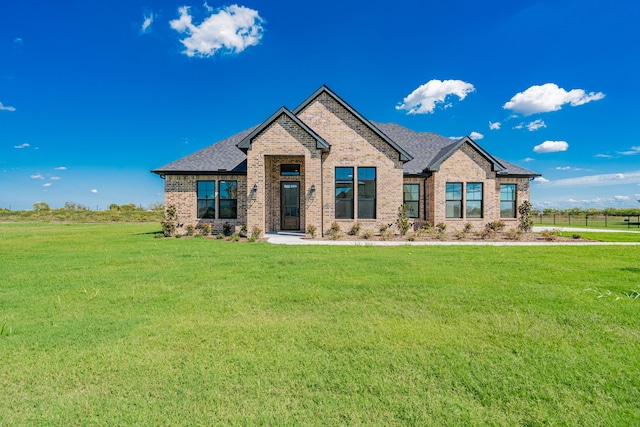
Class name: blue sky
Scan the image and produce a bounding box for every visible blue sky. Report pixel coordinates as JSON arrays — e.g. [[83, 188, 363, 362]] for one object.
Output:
[[2, 0, 639, 211]]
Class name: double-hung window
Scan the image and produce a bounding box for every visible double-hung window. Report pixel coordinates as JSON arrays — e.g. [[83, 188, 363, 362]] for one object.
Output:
[[466, 183, 483, 218], [197, 181, 216, 219], [357, 167, 376, 219], [219, 180, 238, 219], [445, 183, 463, 218], [335, 167, 354, 219], [403, 184, 419, 218], [500, 184, 517, 218]]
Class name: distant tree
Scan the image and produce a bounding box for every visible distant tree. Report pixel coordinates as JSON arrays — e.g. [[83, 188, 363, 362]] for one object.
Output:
[[109, 203, 121, 211], [64, 202, 89, 211], [148, 202, 164, 211], [33, 201, 51, 211]]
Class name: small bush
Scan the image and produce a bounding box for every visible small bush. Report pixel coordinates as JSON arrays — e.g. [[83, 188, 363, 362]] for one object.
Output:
[[477, 229, 496, 240], [396, 204, 411, 236], [436, 230, 448, 241], [379, 224, 388, 233], [406, 231, 416, 241], [454, 230, 467, 240], [505, 228, 523, 241], [329, 229, 345, 240], [185, 224, 195, 236], [216, 233, 225, 240], [540, 229, 558, 241], [194, 233, 203, 239], [362, 229, 375, 240], [306, 224, 317, 239], [435, 222, 447, 232], [420, 221, 433, 230], [349, 222, 361, 236], [251, 227, 262, 241], [485, 220, 505, 233], [239, 223, 248, 238], [463, 222, 474, 233], [199, 223, 211, 236], [381, 228, 394, 241], [229, 232, 240, 242], [572, 234, 582, 239], [330, 221, 341, 233], [222, 222, 232, 236], [175, 234, 182, 238]]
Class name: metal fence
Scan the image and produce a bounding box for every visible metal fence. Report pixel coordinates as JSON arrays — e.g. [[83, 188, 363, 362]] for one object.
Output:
[[536, 214, 640, 229]]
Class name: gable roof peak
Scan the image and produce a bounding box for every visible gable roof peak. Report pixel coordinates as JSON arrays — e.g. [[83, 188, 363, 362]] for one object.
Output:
[[236, 106, 330, 151]]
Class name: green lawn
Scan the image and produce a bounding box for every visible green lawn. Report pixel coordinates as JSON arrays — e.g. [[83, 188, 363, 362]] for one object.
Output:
[[1, 223, 639, 425]]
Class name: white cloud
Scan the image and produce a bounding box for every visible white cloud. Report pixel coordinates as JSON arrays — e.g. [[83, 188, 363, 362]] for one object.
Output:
[[170, 5, 265, 57], [1, 102, 16, 112], [489, 121, 501, 130], [31, 174, 44, 179], [141, 12, 154, 33], [204, 1, 214, 12], [617, 146, 640, 156], [50, 176, 61, 180], [469, 131, 484, 140], [534, 140, 568, 153], [54, 166, 67, 170], [540, 171, 640, 187], [535, 177, 550, 183], [13, 38, 23, 44], [555, 166, 572, 170], [91, 189, 98, 193], [523, 157, 534, 162], [503, 83, 605, 116], [448, 136, 464, 141], [42, 183, 52, 187], [614, 195, 631, 201], [527, 119, 546, 131], [396, 79, 475, 114], [14, 143, 30, 149], [513, 122, 524, 130], [595, 153, 613, 159]]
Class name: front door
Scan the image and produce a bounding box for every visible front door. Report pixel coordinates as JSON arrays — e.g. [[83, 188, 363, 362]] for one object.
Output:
[[281, 182, 300, 230]]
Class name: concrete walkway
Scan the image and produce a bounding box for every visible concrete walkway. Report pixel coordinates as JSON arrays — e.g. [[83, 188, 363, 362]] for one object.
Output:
[[266, 229, 640, 246]]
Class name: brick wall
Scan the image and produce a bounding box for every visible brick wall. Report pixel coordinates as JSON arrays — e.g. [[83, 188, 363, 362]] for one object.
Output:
[[297, 92, 404, 235], [164, 174, 247, 234]]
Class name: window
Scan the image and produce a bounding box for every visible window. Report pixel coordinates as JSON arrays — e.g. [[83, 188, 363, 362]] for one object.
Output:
[[403, 184, 419, 218], [335, 167, 354, 219], [500, 184, 517, 218], [280, 164, 300, 176], [446, 183, 462, 218], [219, 180, 238, 219], [197, 181, 215, 219], [358, 167, 376, 219], [466, 183, 483, 218]]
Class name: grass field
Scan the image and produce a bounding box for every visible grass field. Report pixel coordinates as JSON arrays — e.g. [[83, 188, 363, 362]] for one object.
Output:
[[1, 223, 639, 425]]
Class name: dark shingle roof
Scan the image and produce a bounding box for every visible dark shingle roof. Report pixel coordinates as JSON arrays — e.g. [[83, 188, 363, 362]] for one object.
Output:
[[152, 121, 540, 178], [372, 122, 457, 175], [152, 126, 256, 174]]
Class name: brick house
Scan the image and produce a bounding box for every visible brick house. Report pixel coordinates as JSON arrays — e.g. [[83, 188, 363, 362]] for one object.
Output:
[[152, 86, 540, 236]]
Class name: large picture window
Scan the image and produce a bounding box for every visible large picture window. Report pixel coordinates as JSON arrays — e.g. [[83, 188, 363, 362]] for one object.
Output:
[[219, 180, 238, 219], [446, 183, 463, 218], [403, 184, 419, 218], [357, 167, 376, 219], [466, 183, 483, 218], [335, 167, 354, 219], [197, 181, 215, 219], [500, 184, 517, 218]]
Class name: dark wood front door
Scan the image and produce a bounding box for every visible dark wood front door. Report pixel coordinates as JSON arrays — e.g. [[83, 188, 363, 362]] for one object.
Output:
[[281, 182, 300, 230]]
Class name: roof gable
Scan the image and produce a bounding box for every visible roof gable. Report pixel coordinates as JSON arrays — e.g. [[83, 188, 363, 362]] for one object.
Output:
[[237, 107, 330, 151], [293, 85, 413, 162], [428, 136, 505, 173]]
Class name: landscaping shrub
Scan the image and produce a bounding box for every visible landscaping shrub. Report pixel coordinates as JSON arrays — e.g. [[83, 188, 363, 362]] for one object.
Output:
[[239, 223, 248, 238], [435, 222, 447, 232], [216, 233, 225, 240], [381, 228, 394, 241], [223, 222, 232, 236], [349, 222, 361, 236], [518, 200, 534, 232], [485, 220, 505, 232], [185, 224, 195, 236], [362, 229, 375, 240], [330, 221, 341, 233], [199, 223, 211, 236], [396, 204, 411, 236], [505, 228, 523, 241], [306, 224, 317, 239], [248, 227, 262, 242], [161, 204, 178, 237]]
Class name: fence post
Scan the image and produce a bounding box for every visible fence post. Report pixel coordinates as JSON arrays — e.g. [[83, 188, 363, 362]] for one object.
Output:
[[568, 214, 571, 226], [605, 215, 607, 227], [585, 215, 588, 227]]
